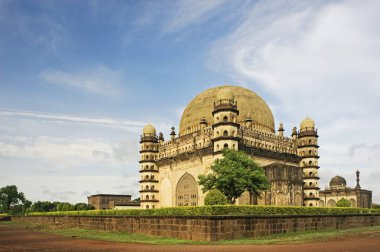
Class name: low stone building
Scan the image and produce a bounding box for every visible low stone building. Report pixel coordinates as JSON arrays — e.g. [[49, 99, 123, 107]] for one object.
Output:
[[87, 194, 132, 210], [319, 171, 372, 208]]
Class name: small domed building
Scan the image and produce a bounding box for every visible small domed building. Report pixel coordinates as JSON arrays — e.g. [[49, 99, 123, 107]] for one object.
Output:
[[138, 85, 372, 209], [319, 171, 372, 208]]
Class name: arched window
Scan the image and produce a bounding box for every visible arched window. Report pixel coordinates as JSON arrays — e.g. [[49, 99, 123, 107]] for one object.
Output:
[[146, 205, 149, 209], [223, 116, 228, 122], [309, 203, 313, 206], [145, 165, 149, 170], [232, 144, 235, 149], [309, 161, 312, 165], [152, 195, 155, 199], [145, 185, 149, 190], [309, 182, 312, 186], [224, 143, 228, 149], [151, 185, 155, 190], [152, 205, 155, 209], [150, 165, 154, 169], [216, 117, 219, 122], [146, 195, 149, 200], [216, 131, 220, 136], [223, 130, 228, 136], [216, 144, 219, 151], [151, 175, 155, 180], [309, 150, 312, 154], [309, 139, 312, 144], [145, 175, 149, 180], [309, 172, 312, 176]]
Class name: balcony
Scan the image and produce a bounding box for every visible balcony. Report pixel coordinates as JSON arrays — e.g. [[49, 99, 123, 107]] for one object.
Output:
[[140, 199, 159, 203], [139, 189, 159, 193], [139, 169, 159, 173], [139, 179, 159, 183]]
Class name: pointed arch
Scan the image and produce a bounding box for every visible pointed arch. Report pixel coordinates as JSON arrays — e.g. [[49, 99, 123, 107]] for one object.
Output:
[[327, 199, 336, 207], [160, 177, 172, 207], [176, 173, 198, 207]]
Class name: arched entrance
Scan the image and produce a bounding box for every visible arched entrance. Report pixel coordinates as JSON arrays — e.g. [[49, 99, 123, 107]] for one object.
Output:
[[294, 193, 302, 206], [319, 199, 325, 207], [275, 192, 286, 206], [350, 198, 356, 207], [327, 199, 336, 207], [176, 173, 198, 207], [160, 177, 172, 207]]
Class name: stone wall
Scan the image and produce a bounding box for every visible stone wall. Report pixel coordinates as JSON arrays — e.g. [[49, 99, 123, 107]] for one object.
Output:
[[12, 214, 380, 241]]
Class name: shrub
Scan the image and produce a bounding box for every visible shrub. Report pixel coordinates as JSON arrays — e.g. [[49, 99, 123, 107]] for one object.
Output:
[[204, 189, 227, 205], [336, 198, 352, 207], [29, 205, 380, 217]]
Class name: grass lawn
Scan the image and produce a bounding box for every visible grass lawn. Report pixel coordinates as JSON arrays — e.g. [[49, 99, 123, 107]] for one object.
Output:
[[2, 221, 380, 245]]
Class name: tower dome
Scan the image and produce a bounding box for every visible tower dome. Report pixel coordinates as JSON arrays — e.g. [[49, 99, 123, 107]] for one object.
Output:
[[142, 124, 156, 136], [330, 175, 346, 189], [300, 117, 315, 130], [179, 85, 275, 136]]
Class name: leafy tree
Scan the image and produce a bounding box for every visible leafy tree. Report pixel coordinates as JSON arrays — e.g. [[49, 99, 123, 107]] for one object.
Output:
[[372, 203, 380, 209], [0, 185, 26, 213], [132, 197, 140, 203], [204, 189, 227, 205], [336, 198, 351, 207], [31, 201, 57, 212], [198, 149, 270, 204], [74, 203, 94, 210]]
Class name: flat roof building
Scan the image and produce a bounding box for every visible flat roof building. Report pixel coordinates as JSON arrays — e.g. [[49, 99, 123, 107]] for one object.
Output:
[[87, 194, 133, 210]]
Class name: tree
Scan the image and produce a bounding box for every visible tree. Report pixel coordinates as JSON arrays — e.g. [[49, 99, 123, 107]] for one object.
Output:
[[372, 203, 380, 209], [336, 198, 351, 207], [198, 149, 271, 204], [204, 189, 227, 205], [0, 185, 26, 213], [74, 203, 94, 210], [31, 201, 57, 212]]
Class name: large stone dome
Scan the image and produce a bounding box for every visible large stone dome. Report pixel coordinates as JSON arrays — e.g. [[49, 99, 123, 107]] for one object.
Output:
[[179, 85, 275, 136]]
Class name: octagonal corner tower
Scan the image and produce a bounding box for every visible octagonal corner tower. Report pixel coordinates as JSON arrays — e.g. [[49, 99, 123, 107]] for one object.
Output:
[[179, 85, 275, 136]]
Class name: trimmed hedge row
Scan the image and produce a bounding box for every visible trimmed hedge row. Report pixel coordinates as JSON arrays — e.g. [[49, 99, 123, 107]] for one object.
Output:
[[29, 205, 380, 217]]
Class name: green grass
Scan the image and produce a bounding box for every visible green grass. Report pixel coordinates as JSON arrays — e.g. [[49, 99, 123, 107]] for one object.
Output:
[[3, 221, 380, 245]]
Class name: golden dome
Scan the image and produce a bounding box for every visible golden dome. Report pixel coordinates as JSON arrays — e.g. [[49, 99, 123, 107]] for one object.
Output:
[[179, 85, 275, 136], [142, 124, 156, 136], [300, 117, 315, 130], [216, 88, 234, 101]]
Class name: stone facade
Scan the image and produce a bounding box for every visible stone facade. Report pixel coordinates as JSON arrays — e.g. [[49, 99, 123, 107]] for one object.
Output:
[[87, 194, 132, 210], [12, 214, 380, 241], [138, 85, 372, 209]]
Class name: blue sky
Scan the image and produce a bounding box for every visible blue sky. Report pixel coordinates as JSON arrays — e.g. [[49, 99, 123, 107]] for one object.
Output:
[[1, 0, 380, 203]]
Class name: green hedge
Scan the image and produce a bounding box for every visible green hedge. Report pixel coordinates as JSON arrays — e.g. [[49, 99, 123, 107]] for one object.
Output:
[[29, 205, 380, 217]]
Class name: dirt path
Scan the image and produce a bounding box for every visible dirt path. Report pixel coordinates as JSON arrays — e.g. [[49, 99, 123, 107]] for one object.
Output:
[[1, 224, 380, 252]]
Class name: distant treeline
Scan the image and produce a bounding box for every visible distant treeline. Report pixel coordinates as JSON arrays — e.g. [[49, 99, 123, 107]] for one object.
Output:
[[30, 201, 94, 213], [0, 185, 93, 216]]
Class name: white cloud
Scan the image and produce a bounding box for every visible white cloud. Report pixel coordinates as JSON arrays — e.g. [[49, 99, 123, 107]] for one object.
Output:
[[209, 0, 380, 201], [39, 65, 124, 98], [0, 109, 144, 203], [164, 0, 225, 33], [0, 109, 145, 132]]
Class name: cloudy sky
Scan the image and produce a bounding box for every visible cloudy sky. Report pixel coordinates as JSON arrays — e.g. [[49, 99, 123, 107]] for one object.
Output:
[[1, 0, 379, 204]]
